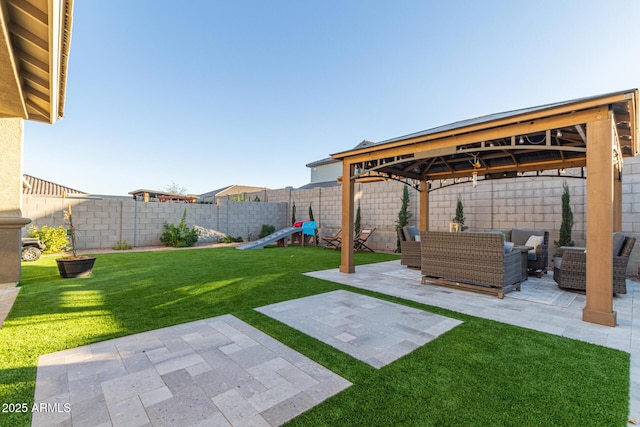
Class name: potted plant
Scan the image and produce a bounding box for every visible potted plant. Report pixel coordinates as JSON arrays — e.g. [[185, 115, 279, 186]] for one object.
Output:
[[55, 203, 96, 278]]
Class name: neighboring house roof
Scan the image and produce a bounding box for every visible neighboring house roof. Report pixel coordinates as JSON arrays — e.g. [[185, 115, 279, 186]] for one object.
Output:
[[306, 140, 374, 168], [297, 181, 340, 190], [306, 157, 338, 168], [216, 185, 267, 197], [128, 189, 199, 202], [202, 185, 267, 198], [200, 187, 227, 198], [22, 174, 86, 196]]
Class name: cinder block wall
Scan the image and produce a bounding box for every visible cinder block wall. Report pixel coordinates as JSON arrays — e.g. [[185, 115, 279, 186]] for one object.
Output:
[[22, 197, 287, 250]]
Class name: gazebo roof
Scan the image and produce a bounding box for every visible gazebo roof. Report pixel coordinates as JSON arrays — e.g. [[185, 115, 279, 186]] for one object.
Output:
[[332, 89, 638, 182]]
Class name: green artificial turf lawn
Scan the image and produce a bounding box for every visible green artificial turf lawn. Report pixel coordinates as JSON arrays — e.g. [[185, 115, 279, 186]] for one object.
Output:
[[0, 246, 630, 426]]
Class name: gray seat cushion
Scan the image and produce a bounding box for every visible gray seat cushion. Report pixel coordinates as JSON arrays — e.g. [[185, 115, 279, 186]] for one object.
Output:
[[612, 232, 626, 256], [403, 226, 419, 242]]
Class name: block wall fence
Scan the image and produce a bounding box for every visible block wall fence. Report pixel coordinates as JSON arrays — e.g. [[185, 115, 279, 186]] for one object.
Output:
[[21, 156, 640, 274], [22, 198, 288, 250]]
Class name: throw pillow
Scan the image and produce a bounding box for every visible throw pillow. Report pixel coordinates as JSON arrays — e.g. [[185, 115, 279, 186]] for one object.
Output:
[[524, 235, 544, 253]]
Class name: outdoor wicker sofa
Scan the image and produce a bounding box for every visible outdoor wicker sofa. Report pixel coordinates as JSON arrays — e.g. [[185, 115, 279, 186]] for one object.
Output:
[[553, 232, 635, 294], [398, 225, 421, 269], [420, 231, 522, 298]]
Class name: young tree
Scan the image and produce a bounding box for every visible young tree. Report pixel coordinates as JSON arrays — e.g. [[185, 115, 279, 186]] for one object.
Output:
[[554, 181, 575, 247], [395, 185, 411, 252], [355, 202, 362, 234], [291, 202, 296, 225], [308, 203, 318, 244], [453, 194, 468, 231], [165, 181, 188, 195]]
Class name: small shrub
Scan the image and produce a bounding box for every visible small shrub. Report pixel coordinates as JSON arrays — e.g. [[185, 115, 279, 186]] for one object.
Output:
[[219, 235, 243, 243], [27, 225, 69, 254], [160, 209, 200, 248], [112, 240, 132, 250], [259, 224, 276, 238]]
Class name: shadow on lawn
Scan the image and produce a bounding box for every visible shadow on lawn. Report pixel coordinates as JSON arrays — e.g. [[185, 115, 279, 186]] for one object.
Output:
[[16, 247, 352, 340]]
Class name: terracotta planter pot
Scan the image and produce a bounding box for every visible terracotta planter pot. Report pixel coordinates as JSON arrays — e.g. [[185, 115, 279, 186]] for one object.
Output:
[[56, 257, 96, 278]]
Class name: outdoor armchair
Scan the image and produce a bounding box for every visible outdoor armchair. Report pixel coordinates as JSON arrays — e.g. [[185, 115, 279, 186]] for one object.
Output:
[[486, 228, 549, 276], [399, 225, 421, 269], [553, 233, 635, 294]]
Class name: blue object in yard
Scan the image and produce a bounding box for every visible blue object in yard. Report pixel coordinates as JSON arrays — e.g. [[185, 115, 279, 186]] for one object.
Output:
[[302, 221, 316, 236]]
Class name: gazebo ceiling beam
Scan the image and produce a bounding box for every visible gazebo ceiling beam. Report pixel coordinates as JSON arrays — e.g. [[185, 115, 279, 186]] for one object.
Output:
[[339, 107, 606, 164], [421, 158, 586, 180], [356, 144, 588, 179], [453, 145, 586, 155]]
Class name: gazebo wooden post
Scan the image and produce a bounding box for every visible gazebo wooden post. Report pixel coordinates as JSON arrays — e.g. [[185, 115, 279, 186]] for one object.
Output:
[[340, 161, 355, 273], [419, 180, 429, 231], [583, 108, 616, 326]]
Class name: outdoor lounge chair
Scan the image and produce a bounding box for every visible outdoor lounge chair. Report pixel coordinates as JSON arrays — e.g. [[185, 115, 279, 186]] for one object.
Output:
[[354, 227, 376, 252], [553, 232, 635, 294], [321, 229, 342, 249]]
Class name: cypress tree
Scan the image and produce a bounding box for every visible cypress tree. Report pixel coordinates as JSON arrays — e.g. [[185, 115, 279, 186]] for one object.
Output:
[[395, 185, 411, 252], [555, 181, 575, 247], [291, 202, 296, 225], [453, 194, 468, 231]]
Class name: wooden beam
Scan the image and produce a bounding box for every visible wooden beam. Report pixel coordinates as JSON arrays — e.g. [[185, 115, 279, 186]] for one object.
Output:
[[15, 49, 48, 73], [23, 85, 48, 102], [583, 110, 616, 326], [419, 180, 429, 232], [7, 0, 48, 25], [21, 70, 49, 90], [422, 158, 586, 180], [340, 161, 355, 273], [8, 22, 47, 52]]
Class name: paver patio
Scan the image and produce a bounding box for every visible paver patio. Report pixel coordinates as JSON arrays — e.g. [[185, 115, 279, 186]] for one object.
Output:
[[256, 290, 462, 368], [32, 314, 351, 427]]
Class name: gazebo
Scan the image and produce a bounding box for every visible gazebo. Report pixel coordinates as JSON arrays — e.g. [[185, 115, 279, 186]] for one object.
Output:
[[331, 89, 638, 327]]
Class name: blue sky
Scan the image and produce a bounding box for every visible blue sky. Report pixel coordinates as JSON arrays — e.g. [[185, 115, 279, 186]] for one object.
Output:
[[23, 1, 640, 196]]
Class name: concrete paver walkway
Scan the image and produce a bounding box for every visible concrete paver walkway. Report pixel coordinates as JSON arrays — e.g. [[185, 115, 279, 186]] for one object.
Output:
[[33, 315, 351, 427], [257, 290, 462, 368]]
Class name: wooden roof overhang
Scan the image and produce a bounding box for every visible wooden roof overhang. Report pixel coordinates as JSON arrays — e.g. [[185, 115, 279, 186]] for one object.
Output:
[[332, 90, 638, 185], [0, 0, 73, 123], [331, 90, 639, 328]]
